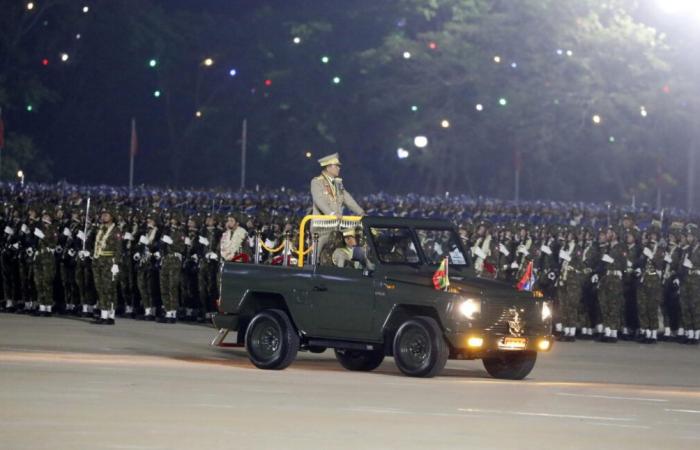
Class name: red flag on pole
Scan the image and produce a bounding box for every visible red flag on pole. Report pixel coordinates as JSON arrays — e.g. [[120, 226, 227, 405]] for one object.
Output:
[[129, 118, 138, 156]]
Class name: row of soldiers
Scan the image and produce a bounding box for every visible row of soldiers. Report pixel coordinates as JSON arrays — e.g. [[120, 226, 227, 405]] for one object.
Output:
[[466, 216, 700, 344], [0, 202, 255, 324]]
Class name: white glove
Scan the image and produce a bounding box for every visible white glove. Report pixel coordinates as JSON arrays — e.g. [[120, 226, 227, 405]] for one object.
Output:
[[207, 252, 219, 260], [153, 252, 161, 260], [591, 274, 599, 284], [634, 268, 642, 277], [111, 264, 120, 275], [547, 272, 556, 281], [673, 278, 680, 287], [133, 253, 141, 262], [191, 254, 198, 263]]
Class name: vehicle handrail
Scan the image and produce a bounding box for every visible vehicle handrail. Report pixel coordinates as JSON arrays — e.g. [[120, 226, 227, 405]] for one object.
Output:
[[297, 215, 362, 267]]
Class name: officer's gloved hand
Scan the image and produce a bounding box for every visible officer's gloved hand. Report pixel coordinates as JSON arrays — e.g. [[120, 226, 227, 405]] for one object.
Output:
[[547, 271, 556, 281], [591, 274, 599, 284], [351, 246, 366, 262], [111, 264, 120, 275], [672, 278, 680, 287], [153, 252, 161, 260], [634, 268, 642, 278], [133, 253, 141, 262]]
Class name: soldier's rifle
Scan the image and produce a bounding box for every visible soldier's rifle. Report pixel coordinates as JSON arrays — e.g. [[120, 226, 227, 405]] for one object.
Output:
[[82, 197, 91, 252]]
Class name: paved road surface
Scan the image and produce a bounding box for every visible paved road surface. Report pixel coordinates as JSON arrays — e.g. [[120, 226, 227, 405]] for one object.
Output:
[[1, 313, 699, 449]]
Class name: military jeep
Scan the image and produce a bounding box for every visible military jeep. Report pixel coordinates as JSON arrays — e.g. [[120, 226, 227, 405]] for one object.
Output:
[[212, 216, 553, 379]]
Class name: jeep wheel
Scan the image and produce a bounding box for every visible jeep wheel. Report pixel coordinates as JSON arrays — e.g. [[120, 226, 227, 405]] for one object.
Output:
[[245, 309, 299, 370], [482, 351, 537, 380], [392, 316, 448, 378], [334, 348, 385, 371]]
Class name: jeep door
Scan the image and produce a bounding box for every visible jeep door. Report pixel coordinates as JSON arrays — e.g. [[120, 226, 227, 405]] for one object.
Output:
[[307, 266, 377, 341]]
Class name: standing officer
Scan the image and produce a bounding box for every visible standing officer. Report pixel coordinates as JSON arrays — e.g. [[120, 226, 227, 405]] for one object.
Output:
[[135, 211, 160, 321], [158, 214, 185, 323], [92, 208, 121, 325], [679, 224, 700, 344], [637, 225, 664, 343], [198, 213, 222, 321], [310, 153, 365, 256], [556, 227, 584, 341], [33, 209, 58, 316], [597, 226, 625, 342]]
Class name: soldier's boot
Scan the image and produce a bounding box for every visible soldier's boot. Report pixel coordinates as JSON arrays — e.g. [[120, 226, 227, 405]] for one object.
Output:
[[661, 327, 672, 341], [106, 309, 115, 325], [143, 307, 156, 321], [677, 328, 687, 344], [650, 329, 658, 344], [610, 329, 619, 343], [4, 300, 16, 313], [554, 323, 563, 339], [693, 330, 700, 345], [593, 323, 604, 339], [167, 310, 177, 324]]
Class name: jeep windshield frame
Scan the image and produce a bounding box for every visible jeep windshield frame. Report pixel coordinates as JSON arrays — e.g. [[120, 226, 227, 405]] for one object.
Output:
[[366, 222, 469, 268]]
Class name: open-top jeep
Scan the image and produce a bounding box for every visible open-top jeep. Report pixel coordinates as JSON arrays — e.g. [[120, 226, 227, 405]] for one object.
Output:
[[212, 215, 553, 378]]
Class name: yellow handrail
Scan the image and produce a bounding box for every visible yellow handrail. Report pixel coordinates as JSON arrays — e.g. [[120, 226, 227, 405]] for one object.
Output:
[[259, 239, 287, 254], [297, 215, 362, 267]]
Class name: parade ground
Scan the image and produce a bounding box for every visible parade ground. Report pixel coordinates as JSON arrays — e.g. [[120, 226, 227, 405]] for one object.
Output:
[[1, 315, 699, 449]]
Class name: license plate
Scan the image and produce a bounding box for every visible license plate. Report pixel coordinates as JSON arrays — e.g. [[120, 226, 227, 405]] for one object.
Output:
[[499, 337, 527, 350]]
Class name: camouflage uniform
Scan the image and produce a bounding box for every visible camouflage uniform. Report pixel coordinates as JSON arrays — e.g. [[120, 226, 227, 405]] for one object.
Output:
[[556, 237, 584, 339], [597, 232, 626, 340], [33, 215, 58, 314], [158, 220, 185, 322], [92, 216, 121, 323], [197, 220, 222, 320], [637, 238, 664, 341], [679, 229, 700, 343]]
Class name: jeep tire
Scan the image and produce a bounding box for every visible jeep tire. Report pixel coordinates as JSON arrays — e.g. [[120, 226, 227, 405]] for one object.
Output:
[[392, 316, 448, 378], [334, 348, 385, 371], [245, 309, 299, 370], [482, 351, 537, 380]]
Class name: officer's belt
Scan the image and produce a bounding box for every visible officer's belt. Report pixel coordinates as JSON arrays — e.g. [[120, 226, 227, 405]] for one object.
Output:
[[98, 251, 115, 257], [39, 248, 55, 254], [606, 270, 623, 278]]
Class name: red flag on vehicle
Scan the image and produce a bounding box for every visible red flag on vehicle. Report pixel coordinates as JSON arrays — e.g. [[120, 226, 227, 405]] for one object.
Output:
[[517, 260, 536, 291], [432, 257, 450, 291], [129, 118, 138, 156]]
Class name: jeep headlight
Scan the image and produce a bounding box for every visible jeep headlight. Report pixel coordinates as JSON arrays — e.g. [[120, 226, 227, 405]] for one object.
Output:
[[458, 298, 481, 320], [542, 301, 552, 321]]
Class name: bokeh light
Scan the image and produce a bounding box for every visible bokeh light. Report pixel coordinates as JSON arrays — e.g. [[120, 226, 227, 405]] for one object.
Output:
[[195, 110, 203, 118], [82, 5, 89, 13], [592, 114, 602, 124], [26, 2, 34, 11], [397, 148, 410, 159], [203, 58, 214, 66], [332, 76, 341, 84], [264, 79, 272, 86], [229, 68, 237, 77], [293, 36, 301, 44], [414, 136, 428, 148], [149, 59, 157, 68], [493, 55, 501, 63], [428, 41, 437, 50], [411, 105, 418, 112], [153, 90, 161, 98], [498, 97, 507, 106], [321, 56, 330, 64], [475, 103, 484, 111], [441, 119, 450, 128], [305, 151, 312, 158], [60, 53, 69, 62]]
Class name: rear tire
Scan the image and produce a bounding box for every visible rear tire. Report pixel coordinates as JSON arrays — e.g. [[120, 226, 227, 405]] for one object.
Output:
[[392, 316, 448, 378], [245, 309, 299, 370], [482, 351, 537, 380], [334, 348, 385, 371]]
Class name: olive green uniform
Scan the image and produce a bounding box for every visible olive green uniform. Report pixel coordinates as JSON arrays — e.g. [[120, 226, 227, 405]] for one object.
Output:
[[159, 226, 185, 318], [33, 222, 58, 312], [92, 223, 121, 315]]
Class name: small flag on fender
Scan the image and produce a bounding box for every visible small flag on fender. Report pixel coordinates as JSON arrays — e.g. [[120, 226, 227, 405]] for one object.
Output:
[[432, 257, 450, 291], [517, 260, 536, 291]]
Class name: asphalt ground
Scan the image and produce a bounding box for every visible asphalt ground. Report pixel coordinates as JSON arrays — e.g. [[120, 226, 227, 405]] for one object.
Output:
[[1, 313, 699, 450]]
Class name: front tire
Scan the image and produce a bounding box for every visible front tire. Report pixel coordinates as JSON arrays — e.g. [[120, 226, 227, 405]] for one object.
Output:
[[392, 316, 448, 378], [334, 348, 385, 371], [482, 351, 537, 380], [245, 309, 299, 370]]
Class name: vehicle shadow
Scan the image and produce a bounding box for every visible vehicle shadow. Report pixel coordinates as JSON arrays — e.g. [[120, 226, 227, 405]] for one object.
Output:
[[200, 348, 491, 379]]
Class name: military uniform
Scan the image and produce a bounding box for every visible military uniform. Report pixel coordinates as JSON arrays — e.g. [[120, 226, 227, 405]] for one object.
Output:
[[597, 229, 626, 341], [33, 213, 58, 315], [309, 153, 364, 261], [59, 215, 81, 314], [556, 233, 584, 341], [135, 217, 160, 320], [158, 218, 185, 323], [92, 211, 121, 324], [679, 226, 700, 344], [637, 231, 664, 343], [1, 218, 20, 311], [197, 217, 222, 320]]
